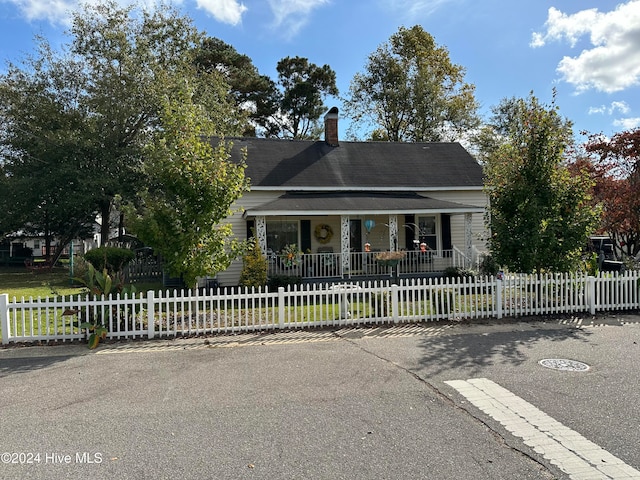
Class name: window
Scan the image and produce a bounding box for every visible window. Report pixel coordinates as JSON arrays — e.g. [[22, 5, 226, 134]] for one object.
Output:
[[266, 220, 298, 253], [417, 215, 437, 250]]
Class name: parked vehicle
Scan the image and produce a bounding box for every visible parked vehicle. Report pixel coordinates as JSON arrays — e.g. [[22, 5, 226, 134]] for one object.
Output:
[[587, 235, 616, 260], [587, 236, 624, 272]]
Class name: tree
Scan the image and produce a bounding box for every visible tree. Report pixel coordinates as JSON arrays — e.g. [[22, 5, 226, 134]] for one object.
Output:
[[343, 25, 479, 142], [125, 88, 249, 288], [239, 237, 268, 288], [470, 97, 524, 164], [484, 93, 599, 273], [0, 43, 99, 260], [583, 128, 640, 259], [193, 37, 279, 136], [0, 2, 244, 253], [69, 1, 210, 245], [273, 56, 338, 139]]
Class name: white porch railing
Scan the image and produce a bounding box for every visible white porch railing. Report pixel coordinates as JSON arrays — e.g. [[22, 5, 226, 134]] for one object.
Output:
[[267, 249, 466, 279], [2, 271, 639, 345]]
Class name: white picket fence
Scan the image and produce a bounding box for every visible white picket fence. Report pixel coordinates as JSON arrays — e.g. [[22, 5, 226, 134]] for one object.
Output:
[[1, 271, 639, 345]]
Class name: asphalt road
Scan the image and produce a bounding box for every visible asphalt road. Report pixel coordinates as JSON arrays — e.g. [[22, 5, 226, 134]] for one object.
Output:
[[1, 313, 639, 480]]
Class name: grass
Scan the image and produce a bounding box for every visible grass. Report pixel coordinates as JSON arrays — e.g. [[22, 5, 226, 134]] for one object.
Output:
[[1, 267, 499, 341], [0, 266, 163, 300], [0, 267, 83, 299]]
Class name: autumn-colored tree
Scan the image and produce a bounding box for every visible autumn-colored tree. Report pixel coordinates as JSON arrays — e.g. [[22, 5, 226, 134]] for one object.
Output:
[[583, 128, 640, 259]]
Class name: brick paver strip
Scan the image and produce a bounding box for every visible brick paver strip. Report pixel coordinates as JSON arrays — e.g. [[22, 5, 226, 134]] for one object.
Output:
[[445, 378, 640, 480]]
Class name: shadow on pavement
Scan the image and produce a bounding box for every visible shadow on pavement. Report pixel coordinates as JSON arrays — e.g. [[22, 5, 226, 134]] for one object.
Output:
[[417, 321, 593, 376], [0, 354, 80, 377]]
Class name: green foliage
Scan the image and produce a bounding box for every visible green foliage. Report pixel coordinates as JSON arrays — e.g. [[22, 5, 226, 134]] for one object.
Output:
[[68, 262, 136, 349], [274, 56, 338, 139], [239, 239, 268, 288], [344, 25, 479, 142], [79, 322, 108, 350], [583, 252, 600, 276], [84, 247, 134, 274], [0, 39, 100, 255], [478, 254, 500, 276], [0, 2, 240, 250], [125, 86, 249, 289], [484, 92, 600, 273], [194, 37, 278, 137], [74, 262, 136, 297]]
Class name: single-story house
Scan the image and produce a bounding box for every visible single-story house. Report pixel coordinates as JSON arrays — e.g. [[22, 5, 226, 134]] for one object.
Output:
[[216, 107, 488, 286]]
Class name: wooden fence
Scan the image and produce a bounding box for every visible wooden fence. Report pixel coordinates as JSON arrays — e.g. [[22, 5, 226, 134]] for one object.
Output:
[[1, 271, 639, 345]]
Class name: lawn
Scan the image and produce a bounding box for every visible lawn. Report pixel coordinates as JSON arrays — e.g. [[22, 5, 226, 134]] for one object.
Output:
[[0, 267, 163, 300], [1, 267, 498, 342]]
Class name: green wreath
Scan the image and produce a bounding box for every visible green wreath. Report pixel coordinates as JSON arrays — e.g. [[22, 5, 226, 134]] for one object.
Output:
[[314, 224, 333, 244]]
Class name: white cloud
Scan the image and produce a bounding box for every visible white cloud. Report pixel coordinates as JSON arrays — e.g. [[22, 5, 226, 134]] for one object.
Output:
[[386, 0, 454, 19], [8, 0, 77, 24], [196, 0, 246, 25], [588, 101, 631, 116], [5, 0, 190, 25], [613, 117, 640, 130], [267, 0, 329, 38], [610, 101, 631, 114], [532, 1, 640, 93]]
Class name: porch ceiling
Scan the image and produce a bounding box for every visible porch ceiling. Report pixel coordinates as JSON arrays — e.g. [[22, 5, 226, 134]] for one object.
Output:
[[244, 191, 485, 217]]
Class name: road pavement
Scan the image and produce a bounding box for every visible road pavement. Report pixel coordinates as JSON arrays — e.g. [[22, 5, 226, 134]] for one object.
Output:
[[1, 313, 639, 479]]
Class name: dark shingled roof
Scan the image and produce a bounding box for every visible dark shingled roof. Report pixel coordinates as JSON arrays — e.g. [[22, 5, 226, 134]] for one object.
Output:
[[245, 191, 484, 216], [223, 138, 483, 189]]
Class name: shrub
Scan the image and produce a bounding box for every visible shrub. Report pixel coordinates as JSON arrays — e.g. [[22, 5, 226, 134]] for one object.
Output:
[[267, 275, 302, 289], [479, 254, 499, 276], [239, 240, 268, 288], [443, 266, 475, 279], [84, 247, 135, 274]]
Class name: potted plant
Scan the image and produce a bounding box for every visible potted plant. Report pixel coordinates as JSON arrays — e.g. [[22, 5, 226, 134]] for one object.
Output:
[[374, 251, 406, 267]]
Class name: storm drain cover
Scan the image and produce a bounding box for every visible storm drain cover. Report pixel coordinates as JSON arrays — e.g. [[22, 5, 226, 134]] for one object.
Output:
[[539, 359, 590, 372]]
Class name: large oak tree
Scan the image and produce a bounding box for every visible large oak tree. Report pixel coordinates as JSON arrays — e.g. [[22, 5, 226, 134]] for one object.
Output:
[[343, 25, 479, 142], [0, 2, 247, 276]]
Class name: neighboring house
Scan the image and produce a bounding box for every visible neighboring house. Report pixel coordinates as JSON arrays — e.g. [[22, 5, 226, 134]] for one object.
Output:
[[216, 107, 488, 286], [0, 235, 90, 264]]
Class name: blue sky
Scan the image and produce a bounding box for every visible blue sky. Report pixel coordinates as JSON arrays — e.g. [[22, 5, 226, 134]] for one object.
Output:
[[1, 0, 639, 143]]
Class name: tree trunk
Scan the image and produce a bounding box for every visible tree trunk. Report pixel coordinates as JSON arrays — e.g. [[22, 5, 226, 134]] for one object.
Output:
[[100, 199, 112, 246]]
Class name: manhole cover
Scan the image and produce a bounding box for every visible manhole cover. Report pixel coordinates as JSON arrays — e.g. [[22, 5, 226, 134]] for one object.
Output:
[[539, 359, 590, 372]]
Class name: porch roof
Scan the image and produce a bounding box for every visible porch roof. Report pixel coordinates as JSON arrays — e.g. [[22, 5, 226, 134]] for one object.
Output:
[[244, 191, 485, 217]]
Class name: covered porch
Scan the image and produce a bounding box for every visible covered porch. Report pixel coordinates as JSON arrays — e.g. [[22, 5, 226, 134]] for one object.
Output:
[[244, 192, 486, 283], [264, 247, 475, 282]]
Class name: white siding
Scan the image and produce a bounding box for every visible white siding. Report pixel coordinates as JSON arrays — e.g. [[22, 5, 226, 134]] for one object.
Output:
[[216, 191, 281, 287], [419, 190, 489, 253], [218, 189, 489, 286]]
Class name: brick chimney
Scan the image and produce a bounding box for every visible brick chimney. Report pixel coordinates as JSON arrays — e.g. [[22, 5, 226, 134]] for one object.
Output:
[[324, 107, 339, 146]]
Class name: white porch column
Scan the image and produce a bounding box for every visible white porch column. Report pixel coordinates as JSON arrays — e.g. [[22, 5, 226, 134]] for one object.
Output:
[[465, 213, 473, 262], [388, 215, 398, 251], [341, 215, 350, 273], [255, 216, 267, 254]]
